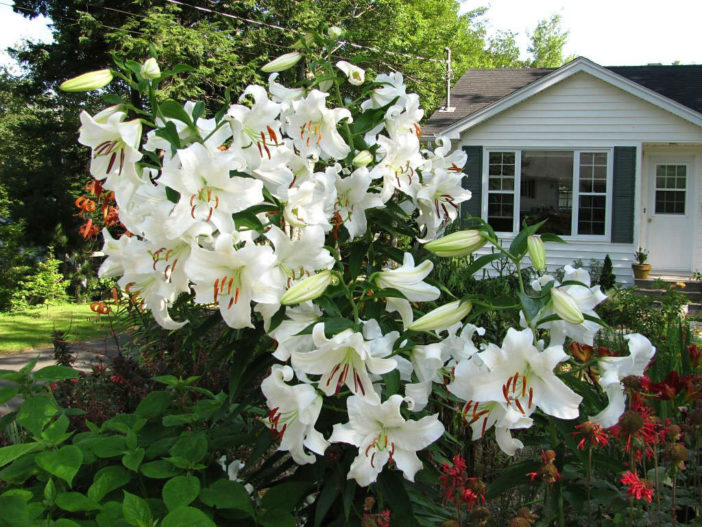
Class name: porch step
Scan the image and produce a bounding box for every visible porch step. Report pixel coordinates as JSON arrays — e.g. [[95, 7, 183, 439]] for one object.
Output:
[[632, 278, 702, 318]]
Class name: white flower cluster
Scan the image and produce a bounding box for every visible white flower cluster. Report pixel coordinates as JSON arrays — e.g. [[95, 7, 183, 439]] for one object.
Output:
[[77, 61, 655, 487], [80, 69, 469, 485]]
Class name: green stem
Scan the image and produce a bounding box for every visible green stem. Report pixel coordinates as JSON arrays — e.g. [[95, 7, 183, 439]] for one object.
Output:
[[587, 447, 592, 524]]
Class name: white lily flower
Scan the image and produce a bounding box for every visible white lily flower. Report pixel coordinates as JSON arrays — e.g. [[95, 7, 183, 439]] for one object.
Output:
[[284, 90, 352, 160], [361, 72, 409, 111], [375, 253, 439, 302], [78, 106, 142, 186], [185, 235, 283, 329], [291, 323, 398, 404], [266, 225, 335, 280], [384, 94, 423, 140], [590, 333, 656, 428], [268, 302, 322, 362], [226, 84, 283, 167], [449, 328, 582, 426], [268, 73, 304, 111], [415, 170, 472, 242], [329, 395, 444, 486], [334, 167, 385, 239], [98, 230, 189, 330], [284, 167, 337, 230], [262, 365, 328, 465], [370, 133, 424, 202], [536, 265, 607, 346], [336, 61, 365, 86], [159, 142, 264, 238]]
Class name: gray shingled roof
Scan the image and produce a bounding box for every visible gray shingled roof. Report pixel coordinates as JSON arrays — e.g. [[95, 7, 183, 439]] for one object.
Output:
[[423, 63, 702, 137]]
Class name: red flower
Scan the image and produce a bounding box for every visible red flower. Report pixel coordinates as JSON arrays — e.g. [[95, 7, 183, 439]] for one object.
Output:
[[573, 421, 610, 450], [688, 345, 701, 369], [439, 455, 486, 510], [620, 471, 654, 502]]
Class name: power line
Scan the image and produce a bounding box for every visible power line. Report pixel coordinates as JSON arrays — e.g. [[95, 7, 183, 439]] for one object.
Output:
[[163, 0, 443, 63]]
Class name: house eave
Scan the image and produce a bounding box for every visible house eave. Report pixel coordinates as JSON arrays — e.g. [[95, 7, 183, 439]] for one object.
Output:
[[436, 57, 702, 139]]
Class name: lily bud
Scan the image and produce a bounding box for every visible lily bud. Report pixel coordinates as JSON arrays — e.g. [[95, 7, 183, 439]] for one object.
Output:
[[262, 51, 302, 73], [551, 288, 585, 325], [424, 230, 486, 258], [140, 58, 161, 80], [281, 270, 335, 305], [59, 69, 113, 92], [353, 150, 373, 167], [527, 235, 546, 271], [328, 26, 343, 40], [409, 300, 472, 332], [336, 60, 365, 86]]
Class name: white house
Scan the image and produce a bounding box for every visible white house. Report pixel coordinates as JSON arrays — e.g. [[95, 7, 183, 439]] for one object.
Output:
[[423, 57, 702, 283]]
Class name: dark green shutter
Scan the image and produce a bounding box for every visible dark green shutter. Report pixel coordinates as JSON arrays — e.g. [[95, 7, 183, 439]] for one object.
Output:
[[611, 146, 637, 243], [461, 146, 483, 224]]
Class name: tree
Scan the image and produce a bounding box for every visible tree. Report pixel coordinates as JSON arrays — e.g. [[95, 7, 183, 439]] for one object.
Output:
[[488, 30, 523, 68], [527, 14, 570, 68]]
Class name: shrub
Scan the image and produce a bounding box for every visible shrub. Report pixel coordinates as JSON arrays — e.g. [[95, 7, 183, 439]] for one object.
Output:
[[10, 247, 68, 310]]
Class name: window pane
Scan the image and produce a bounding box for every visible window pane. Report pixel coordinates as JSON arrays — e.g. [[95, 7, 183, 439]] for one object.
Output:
[[578, 195, 606, 235], [655, 190, 685, 214], [488, 194, 514, 232], [520, 151, 573, 235]]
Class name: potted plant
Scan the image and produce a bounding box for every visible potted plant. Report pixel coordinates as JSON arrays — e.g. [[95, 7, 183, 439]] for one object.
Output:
[[632, 247, 651, 279]]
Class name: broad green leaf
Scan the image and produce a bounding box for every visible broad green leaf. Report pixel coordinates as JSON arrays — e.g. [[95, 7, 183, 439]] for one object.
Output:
[[135, 391, 173, 419], [36, 445, 83, 486], [16, 397, 58, 437], [140, 460, 182, 479], [314, 476, 341, 527], [169, 432, 207, 465], [88, 466, 132, 502], [259, 509, 295, 527], [261, 481, 312, 512], [54, 519, 82, 527], [231, 210, 264, 233], [84, 435, 126, 458], [41, 414, 72, 445], [0, 495, 29, 526], [376, 470, 419, 526], [55, 492, 101, 512], [122, 491, 152, 527], [0, 442, 42, 468], [162, 475, 200, 511], [199, 479, 254, 516], [33, 365, 79, 381], [0, 386, 18, 404], [122, 448, 145, 472], [165, 186, 180, 204], [161, 506, 216, 527], [159, 100, 193, 127]]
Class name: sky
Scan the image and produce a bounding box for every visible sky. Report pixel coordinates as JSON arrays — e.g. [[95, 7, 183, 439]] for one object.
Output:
[[0, 1, 700, 69]]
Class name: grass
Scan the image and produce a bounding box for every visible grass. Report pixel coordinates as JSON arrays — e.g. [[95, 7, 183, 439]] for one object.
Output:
[[0, 302, 122, 354]]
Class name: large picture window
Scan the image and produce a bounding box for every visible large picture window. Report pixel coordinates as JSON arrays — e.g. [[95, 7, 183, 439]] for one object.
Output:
[[485, 149, 610, 237]]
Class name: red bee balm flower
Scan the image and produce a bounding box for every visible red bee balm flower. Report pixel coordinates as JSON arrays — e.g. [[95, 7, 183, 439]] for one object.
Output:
[[620, 471, 654, 502], [573, 421, 610, 450]]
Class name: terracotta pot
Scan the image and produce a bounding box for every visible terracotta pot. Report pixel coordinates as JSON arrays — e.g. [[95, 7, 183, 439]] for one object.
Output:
[[632, 263, 651, 279]]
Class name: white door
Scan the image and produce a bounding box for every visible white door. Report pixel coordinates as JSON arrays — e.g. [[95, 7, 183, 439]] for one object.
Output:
[[645, 158, 694, 272]]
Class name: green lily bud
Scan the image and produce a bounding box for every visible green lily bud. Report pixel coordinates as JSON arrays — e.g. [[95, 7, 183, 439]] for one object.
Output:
[[409, 300, 472, 332], [59, 69, 113, 92], [527, 235, 546, 271], [551, 288, 585, 325], [281, 270, 335, 305], [262, 51, 302, 73], [424, 230, 486, 258], [353, 150, 373, 167], [328, 26, 343, 40], [140, 58, 161, 80]]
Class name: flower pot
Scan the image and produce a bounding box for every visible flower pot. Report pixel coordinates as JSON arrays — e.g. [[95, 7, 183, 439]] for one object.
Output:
[[632, 263, 651, 279]]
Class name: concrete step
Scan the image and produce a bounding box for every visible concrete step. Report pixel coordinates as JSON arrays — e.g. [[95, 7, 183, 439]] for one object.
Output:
[[633, 287, 702, 303], [634, 278, 702, 292]]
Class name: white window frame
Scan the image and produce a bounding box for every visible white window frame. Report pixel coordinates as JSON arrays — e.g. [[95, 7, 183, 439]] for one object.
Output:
[[482, 147, 613, 240]]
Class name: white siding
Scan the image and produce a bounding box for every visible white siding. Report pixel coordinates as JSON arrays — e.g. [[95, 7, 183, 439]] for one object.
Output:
[[459, 71, 702, 283], [461, 72, 702, 147], [473, 239, 635, 285]]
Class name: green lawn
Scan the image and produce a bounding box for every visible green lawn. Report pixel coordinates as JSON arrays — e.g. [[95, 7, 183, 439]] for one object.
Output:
[[0, 303, 121, 354]]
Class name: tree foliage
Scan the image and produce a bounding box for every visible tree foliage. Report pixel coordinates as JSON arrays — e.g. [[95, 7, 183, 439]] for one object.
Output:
[[527, 14, 571, 68]]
